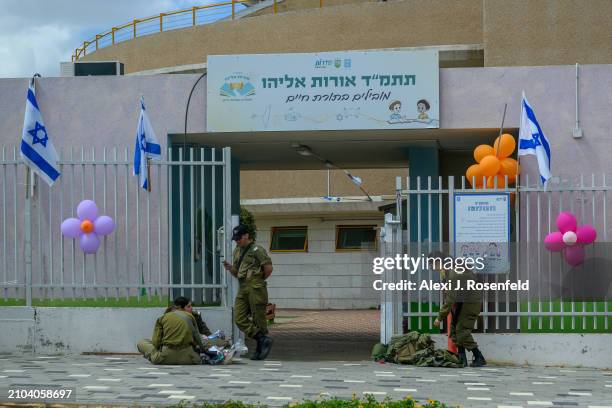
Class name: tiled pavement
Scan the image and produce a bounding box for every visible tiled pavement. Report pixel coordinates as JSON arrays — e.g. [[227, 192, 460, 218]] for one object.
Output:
[[1, 354, 611, 407], [264, 309, 379, 361]]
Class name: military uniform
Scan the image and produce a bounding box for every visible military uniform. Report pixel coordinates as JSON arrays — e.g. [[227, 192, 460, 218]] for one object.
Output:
[[192, 310, 212, 336], [232, 242, 272, 338], [437, 268, 482, 350], [137, 310, 204, 365]]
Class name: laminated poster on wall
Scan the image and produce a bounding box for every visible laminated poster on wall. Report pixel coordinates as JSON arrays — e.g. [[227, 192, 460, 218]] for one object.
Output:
[[453, 193, 511, 274]]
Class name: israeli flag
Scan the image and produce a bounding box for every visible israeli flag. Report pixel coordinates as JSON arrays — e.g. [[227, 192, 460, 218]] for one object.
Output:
[[345, 171, 362, 186], [133, 97, 161, 190], [518, 92, 552, 184], [20, 84, 61, 186]]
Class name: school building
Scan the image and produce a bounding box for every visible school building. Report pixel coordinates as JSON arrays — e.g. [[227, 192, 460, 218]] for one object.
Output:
[[0, 0, 611, 366]]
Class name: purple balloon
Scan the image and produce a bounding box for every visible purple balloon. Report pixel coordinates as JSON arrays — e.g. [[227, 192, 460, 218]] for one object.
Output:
[[77, 199, 98, 221], [576, 225, 597, 244], [95, 216, 115, 236], [544, 231, 564, 252], [61, 217, 82, 238], [80, 233, 100, 254], [556, 212, 577, 234], [564, 245, 585, 267]]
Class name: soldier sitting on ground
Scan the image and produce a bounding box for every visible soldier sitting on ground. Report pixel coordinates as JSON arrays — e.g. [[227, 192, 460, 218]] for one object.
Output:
[[429, 251, 487, 367], [137, 296, 205, 365]]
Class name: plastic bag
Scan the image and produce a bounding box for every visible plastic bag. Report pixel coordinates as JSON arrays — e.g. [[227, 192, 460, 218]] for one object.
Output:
[[234, 338, 248, 357], [208, 329, 226, 340]]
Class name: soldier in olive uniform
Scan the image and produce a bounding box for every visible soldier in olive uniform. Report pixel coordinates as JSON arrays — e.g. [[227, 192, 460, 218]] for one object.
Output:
[[430, 252, 487, 367], [137, 296, 205, 365], [223, 224, 274, 360]]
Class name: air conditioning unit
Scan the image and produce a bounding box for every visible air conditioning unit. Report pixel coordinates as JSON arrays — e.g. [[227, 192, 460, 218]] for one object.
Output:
[[60, 61, 124, 77]]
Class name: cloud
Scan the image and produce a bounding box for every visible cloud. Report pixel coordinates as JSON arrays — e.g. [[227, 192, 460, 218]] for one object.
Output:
[[0, 0, 211, 78]]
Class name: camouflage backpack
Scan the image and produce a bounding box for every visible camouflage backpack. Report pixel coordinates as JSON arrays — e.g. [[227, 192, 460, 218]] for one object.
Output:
[[384, 331, 434, 363], [399, 347, 463, 368], [382, 331, 463, 368]]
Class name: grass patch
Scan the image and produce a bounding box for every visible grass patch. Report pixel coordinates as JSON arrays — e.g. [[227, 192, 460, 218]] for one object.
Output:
[[520, 301, 612, 333], [0, 296, 221, 308], [167, 394, 456, 408]]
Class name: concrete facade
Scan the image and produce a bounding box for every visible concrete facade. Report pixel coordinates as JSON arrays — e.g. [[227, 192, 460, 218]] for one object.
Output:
[[80, 0, 483, 74], [79, 0, 612, 73], [254, 216, 381, 309], [241, 168, 408, 199], [0, 307, 232, 354]]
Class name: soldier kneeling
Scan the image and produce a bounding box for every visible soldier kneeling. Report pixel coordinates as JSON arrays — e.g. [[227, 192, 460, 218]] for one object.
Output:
[[137, 296, 205, 365]]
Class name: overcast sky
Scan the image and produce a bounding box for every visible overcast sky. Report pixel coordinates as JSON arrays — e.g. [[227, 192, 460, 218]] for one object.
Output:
[[0, 0, 217, 78]]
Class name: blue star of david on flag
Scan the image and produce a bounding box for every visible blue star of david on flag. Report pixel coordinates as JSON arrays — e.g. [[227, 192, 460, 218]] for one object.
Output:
[[20, 84, 61, 186], [28, 121, 49, 147], [518, 92, 552, 184], [133, 97, 161, 190]]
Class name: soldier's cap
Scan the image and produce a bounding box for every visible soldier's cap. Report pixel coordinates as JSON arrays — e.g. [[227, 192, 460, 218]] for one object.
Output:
[[231, 224, 250, 241]]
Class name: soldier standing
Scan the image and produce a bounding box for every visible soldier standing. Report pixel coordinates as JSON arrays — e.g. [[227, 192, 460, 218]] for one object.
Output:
[[430, 252, 487, 367], [223, 224, 274, 360]]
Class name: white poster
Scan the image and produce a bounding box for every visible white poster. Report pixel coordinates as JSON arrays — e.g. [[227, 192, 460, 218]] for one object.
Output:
[[206, 50, 439, 132], [453, 193, 511, 274]]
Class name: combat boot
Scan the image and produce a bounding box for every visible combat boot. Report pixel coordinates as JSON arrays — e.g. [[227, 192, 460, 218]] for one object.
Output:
[[470, 348, 487, 367], [250, 333, 263, 360], [457, 346, 468, 368], [257, 336, 274, 360]]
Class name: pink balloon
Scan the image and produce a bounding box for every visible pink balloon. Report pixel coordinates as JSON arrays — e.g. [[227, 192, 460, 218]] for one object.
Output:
[[576, 225, 597, 244], [80, 233, 100, 254], [77, 199, 98, 221], [61, 218, 82, 238], [564, 245, 585, 266], [556, 212, 577, 233], [94, 216, 115, 236], [544, 231, 564, 252]]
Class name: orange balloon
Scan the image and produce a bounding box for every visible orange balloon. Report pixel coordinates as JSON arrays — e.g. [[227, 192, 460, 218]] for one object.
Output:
[[466, 164, 484, 187], [486, 175, 508, 189], [80, 219, 94, 233], [493, 133, 516, 158], [499, 157, 520, 177], [474, 145, 495, 163], [479, 155, 501, 177]]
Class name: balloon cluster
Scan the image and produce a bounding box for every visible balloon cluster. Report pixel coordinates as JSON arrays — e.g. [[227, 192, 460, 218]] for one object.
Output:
[[544, 212, 597, 266], [61, 200, 116, 254], [466, 134, 520, 188]]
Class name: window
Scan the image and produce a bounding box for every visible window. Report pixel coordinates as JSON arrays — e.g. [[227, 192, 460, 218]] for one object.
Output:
[[270, 226, 308, 252], [336, 225, 377, 251]]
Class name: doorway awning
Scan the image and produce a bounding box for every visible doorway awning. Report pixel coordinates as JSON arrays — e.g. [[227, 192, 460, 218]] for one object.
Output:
[[172, 128, 507, 170]]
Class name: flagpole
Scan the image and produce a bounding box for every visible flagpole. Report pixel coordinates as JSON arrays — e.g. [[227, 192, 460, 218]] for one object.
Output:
[[515, 97, 522, 317], [24, 73, 41, 307], [146, 158, 152, 192], [496, 103, 507, 156]]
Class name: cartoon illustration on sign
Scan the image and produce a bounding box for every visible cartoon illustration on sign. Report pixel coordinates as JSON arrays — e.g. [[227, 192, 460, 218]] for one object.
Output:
[[336, 107, 361, 121], [388, 100, 404, 123], [284, 108, 301, 122], [417, 99, 430, 120]]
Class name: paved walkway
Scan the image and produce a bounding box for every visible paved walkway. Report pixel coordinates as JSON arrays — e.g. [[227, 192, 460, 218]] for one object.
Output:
[[264, 309, 379, 361], [0, 354, 611, 407]]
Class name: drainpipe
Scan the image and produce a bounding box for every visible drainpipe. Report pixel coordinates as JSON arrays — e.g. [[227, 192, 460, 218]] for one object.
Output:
[[572, 63, 583, 139]]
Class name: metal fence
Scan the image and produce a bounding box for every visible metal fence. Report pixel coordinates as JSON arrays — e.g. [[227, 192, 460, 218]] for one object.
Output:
[[72, 1, 250, 61], [0, 146, 233, 307], [380, 174, 612, 340]]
